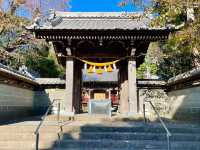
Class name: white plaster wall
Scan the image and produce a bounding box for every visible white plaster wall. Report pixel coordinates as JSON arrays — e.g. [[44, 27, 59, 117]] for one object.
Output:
[[167, 86, 200, 120], [0, 84, 66, 118], [0, 84, 34, 118], [0, 84, 34, 106]]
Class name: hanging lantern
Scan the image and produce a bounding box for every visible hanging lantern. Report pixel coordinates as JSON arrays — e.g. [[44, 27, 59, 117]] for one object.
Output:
[[107, 65, 113, 72], [96, 67, 104, 74], [87, 65, 94, 73]]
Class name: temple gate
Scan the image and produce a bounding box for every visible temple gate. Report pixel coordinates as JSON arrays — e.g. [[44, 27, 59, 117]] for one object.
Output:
[[29, 12, 171, 116]]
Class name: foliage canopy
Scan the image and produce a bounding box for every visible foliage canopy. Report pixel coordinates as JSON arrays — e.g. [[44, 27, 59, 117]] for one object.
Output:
[[133, 0, 200, 79], [0, 12, 64, 77]]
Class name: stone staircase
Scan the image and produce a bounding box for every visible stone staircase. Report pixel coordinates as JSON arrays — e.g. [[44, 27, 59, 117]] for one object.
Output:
[[55, 122, 200, 150], [0, 117, 200, 150], [0, 122, 59, 150]]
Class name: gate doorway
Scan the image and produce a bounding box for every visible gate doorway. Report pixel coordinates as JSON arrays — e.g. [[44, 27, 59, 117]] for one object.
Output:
[[81, 68, 119, 114]]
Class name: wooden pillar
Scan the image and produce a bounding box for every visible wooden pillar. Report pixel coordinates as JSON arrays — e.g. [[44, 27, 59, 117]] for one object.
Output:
[[108, 89, 111, 100], [119, 60, 129, 114], [65, 57, 74, 115], [73, 60, 82, 114], [88, 89, 91, 99], [128, 58, 138, 114]]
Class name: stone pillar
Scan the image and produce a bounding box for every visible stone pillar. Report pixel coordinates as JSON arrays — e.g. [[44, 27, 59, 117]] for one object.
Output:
[[65, 57, 74, 115], [128, 58, 138, 114]]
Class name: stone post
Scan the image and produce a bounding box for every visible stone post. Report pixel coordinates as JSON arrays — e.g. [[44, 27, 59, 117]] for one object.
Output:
[[65, 57, 74, 115], [128, 57, 138, 114]]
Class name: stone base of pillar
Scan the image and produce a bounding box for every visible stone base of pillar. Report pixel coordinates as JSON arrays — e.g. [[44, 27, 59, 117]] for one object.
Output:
[[60, 111, 75, 116]]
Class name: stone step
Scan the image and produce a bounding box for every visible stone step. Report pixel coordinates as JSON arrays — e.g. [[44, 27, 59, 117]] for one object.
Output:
[[0, 141, 56, 150], [1, 131, 199, 142], [53, 149, 163, 150], [52, 148, 195, 150], [45, 114, 145, 122], [62, 132, 200, 141], [1, 120, 199, 133], [0, 120, 200, 150], [1, 126, 200, 135], [0, 125, 59, 133], [0, 133, 59, 141], [57, 140, 200, 149], [63, 125, 200, 134]]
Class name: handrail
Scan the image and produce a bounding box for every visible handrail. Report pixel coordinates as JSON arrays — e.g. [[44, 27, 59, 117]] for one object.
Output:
[[34, 99, 61, 150], [144, 100, 172, 150]]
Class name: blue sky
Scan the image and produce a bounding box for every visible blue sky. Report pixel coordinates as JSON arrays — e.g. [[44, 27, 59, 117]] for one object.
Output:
[[2, 0, 151, 18], [69, 0, 144, 12]]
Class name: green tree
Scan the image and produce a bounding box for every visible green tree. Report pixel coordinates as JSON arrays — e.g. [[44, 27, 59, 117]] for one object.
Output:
[[152, 0, 200, 78], [25, 53, 64, 78], [0, 13, 64, 77], [137, 42, 160, 79], [122, 0, 200, 79]]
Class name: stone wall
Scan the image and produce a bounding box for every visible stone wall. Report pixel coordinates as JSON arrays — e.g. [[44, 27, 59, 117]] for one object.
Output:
[[34, 88, 66, 115], [138, 76, 200, 122], [138, 87, 200, 122], [138, 88, 169, 119]]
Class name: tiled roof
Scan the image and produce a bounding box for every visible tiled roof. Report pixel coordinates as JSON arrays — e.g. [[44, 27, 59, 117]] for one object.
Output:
[[137, 79, 166, 88], [35, 78, 65, 85], [0, 63, 37, 85], [167, 68, 200, 85], [55, 12, 143, 18], [54, 18, 150, 30], [29, 11, 167, 31]]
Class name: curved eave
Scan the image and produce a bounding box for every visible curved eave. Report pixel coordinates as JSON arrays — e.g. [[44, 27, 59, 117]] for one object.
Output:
[[0, 68, 38, 86], [30, 28, 172, 41], [167, 69, 200, 86], [137, 79, 166, 89], [29, 28, 174, 31]]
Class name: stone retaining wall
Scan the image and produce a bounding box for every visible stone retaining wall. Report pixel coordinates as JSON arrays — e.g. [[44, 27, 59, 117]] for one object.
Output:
[[34, 88, 66, 115], [138, 88, 169, 119], [138, 70, 200, 122], [138, 87, 200, 122]]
